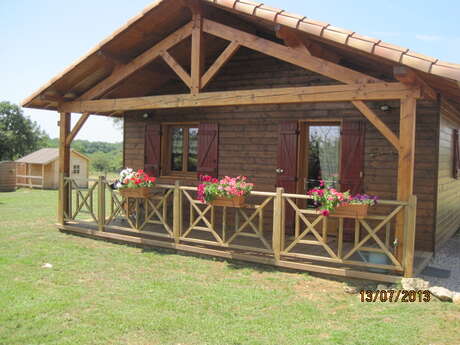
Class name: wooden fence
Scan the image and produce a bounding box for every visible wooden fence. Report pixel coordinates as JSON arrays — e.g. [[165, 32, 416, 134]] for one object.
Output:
[[59, 176, 417, 282]]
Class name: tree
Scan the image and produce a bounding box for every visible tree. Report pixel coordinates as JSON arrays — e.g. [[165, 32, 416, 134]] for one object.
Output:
[[0, 102, 49, 161]]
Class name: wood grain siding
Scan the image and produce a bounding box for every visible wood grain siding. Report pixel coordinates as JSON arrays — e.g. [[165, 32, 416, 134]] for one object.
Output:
[[435, 100, 460, 249], [123, 50, 439, 251]]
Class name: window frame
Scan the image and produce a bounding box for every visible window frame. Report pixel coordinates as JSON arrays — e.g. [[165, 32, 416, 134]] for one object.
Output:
[[72, 164, 81, 175], [297, 120, 343, 194], [161, 122, 199, 178]]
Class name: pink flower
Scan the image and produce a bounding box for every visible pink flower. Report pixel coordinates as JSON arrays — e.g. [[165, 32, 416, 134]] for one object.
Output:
[[321, 210, 330, 217], [320, 180, 325, 187]]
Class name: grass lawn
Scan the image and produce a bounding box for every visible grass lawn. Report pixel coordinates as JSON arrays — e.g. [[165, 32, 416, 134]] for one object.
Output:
[[1, 189, 459, 345]]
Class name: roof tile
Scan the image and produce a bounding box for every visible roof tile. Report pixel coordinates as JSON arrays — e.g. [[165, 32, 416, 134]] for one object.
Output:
[[302, 18, 329, 27], [258, 4, 283, 13], [373, 45, 404, 63], [326, 26, 354, 35], [430, 64, 460, 81], [378, 41, 408, 53], [350, 32, 380, 44], [297, 21, 325, 36], [436, 60, 460, 69], [213, 0, 238, 8], [322, 29, 349, 45], [274, 14, 301, 29], [347, 37, 376, 54], [233, 1, 257, 15], [405, 50, 438, 63], [400, 54, 433, 73], [278, 11, 305, 21], [254, 7, 278, 21]]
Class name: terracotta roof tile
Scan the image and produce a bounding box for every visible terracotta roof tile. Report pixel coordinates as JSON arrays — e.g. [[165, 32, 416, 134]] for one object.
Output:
[[233, 2, 257, 15], [274, 14, 301, 28], [373, 45, 404, 63], [431, 64, 460, 80], [377, 41, 409, 53], [297, 21, 324, 36], [400, 54, 433, 73], [347, 37, 376, 54], [326, 26, 354, 35], [213, 0, 237, 8], [405, 50, 438, 63], [350, 32, 380, 44], [322, 29, 350, 45], [254, 7, 279, 21]]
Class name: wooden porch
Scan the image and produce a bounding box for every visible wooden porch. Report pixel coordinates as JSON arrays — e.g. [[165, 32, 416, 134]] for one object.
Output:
[[58, 176, 424, 283]]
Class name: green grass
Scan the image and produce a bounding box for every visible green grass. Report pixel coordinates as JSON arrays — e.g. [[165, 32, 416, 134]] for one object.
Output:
[[1, 189, 459, 345]]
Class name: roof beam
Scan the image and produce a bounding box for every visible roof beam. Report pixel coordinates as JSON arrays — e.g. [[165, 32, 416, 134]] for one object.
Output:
[[275, 25, 312, 56], [352, 101, 400, 151], [161, 51, 192, 88], [203, 19, 380, 85], [66, 112, 90, 145], [191, 9, 204, 94], [394, 66, 438, 100], [201, 41, 240, 89], [78, 21, 194, 101], [60, 83, 420, 114]]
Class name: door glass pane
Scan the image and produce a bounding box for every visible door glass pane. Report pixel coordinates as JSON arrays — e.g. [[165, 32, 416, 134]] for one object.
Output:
[[188, 128, 198, 172], [171, 128, 183, 171], [308, 125, 340, 189]]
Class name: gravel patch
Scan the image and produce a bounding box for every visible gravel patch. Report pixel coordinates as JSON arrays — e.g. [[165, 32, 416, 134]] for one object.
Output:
[[418, 232, 460, 293]]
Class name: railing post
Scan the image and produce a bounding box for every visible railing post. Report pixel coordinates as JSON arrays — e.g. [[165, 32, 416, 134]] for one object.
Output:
[[272, 187, 284, 263], [403, 195, 417, 277], [98, 176, 106, 232], [173, 180, 181, 244], [58, 172, 65, 225]]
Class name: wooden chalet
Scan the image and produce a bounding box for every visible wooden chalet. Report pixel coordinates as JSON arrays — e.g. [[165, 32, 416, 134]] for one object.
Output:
[[22, 0, 460, 282]]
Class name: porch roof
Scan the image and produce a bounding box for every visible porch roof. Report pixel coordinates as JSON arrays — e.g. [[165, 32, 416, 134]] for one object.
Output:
[[22, 0, 460, 111]]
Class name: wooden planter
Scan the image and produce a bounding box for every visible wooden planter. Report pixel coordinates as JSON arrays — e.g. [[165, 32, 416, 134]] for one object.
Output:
[[332, 204, 369, 219], [119, 186, 155, 199], [210, 195, 246, 208]]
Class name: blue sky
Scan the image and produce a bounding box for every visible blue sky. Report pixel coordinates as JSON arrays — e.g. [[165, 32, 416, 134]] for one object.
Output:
[[1, 0, 459, 143]]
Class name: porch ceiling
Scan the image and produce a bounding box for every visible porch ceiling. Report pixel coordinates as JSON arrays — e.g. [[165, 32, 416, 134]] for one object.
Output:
[[22, 0, 460, 113]]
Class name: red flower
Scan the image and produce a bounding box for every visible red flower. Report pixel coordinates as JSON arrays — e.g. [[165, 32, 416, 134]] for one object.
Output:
[[149, 177, 156, 183], [137, 169, 144, 175]]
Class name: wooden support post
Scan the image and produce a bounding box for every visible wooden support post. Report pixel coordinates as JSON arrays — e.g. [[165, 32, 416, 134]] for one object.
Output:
[[98, 176, 106, 232], [404, 195, 417, 277], [396, 95, 417, 261], [58, 112, 71, 225], [272, 187, 284, 262], [191, 11, 204, 94], [173, 180, 181, 244]]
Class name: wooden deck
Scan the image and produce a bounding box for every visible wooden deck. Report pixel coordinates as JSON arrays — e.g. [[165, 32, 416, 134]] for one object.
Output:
[[57, 177, 423, 283]]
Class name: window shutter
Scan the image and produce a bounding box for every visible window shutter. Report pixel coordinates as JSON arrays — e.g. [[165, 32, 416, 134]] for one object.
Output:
[[453, 129, 460, 179], [144, 124, 161, 177], [197, 123, 219, 178], [340, 121, 365, 194], [276, 121, 299, 193]]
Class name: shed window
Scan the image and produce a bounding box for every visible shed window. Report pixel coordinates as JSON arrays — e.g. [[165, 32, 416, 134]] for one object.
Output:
[[163, 125, 199, 176], [72, 165, 80, 175]]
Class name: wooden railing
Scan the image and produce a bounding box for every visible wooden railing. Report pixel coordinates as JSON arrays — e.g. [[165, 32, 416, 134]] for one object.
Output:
[[16, 175, 44, 188], [59, 177, 417, 281]]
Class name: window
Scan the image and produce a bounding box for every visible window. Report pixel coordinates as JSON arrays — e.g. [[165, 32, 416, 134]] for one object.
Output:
[[72, 164, 80, 174], [299, 122, 341, 192], [163, 124, 199, 176]]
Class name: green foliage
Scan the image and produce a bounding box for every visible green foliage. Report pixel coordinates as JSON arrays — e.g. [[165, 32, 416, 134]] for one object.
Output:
[[0, 101, 49, 161], [44, 138, 123, 173]]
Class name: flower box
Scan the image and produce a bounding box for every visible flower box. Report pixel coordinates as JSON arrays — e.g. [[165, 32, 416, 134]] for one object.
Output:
[[210, 195, 246, 208], [332, 204, 368, 219], [119, 186, 155, 199]]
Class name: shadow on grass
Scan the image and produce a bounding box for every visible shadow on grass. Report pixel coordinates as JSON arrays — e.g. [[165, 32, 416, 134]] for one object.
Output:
[[61, 229, 378, 289]]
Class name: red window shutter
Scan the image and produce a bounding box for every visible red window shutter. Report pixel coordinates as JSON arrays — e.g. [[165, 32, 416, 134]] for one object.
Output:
[[276, 121, 299, 193], [454, 129, 460, 179], [340, 121, 365, 195], [144, 124, 161, 177], [197, 123, 219, 178]]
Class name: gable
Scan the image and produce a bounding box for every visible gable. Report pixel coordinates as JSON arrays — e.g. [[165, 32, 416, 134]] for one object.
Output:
[[22, 0, 460, 112]]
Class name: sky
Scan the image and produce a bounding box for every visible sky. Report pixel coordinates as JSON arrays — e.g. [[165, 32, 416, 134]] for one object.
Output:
[[1, 0, 459, 143]]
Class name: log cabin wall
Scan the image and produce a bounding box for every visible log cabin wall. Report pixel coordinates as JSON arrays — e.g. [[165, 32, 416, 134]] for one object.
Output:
[[124, 48, 439, 251], [435, 100, 460, 249]]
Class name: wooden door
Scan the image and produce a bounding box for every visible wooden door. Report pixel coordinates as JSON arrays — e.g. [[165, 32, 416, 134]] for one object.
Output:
[[144, 124, 161, 177]]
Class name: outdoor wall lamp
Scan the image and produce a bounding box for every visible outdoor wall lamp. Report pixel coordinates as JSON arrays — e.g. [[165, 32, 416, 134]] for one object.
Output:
[[379, 104, 392, 112]]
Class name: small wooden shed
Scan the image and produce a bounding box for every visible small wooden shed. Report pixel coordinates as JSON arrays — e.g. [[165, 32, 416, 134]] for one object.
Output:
[[16, 148, 89, 189]]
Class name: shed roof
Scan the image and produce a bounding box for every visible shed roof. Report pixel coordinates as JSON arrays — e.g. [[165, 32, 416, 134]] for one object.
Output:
[[15, 148, 89, 165], [22, 0, 460, 110]]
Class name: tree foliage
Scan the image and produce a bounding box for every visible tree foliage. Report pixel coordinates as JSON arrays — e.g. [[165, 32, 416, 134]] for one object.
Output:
[[0, 101, 49, 161]]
